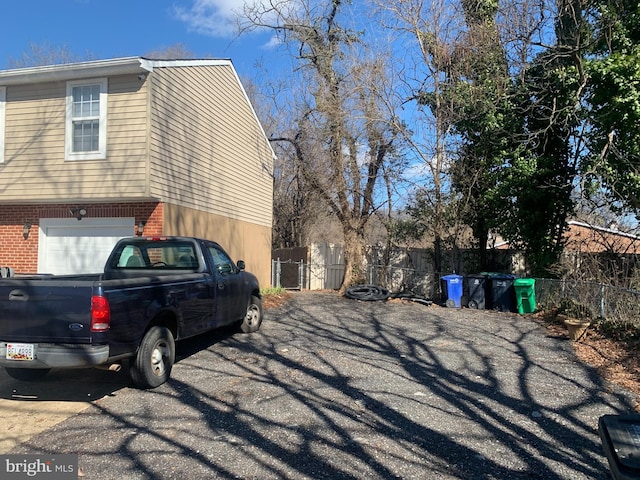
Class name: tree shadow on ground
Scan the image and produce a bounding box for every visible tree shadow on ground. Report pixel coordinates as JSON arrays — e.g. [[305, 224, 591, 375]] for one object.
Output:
[[11, 291, 634, 479], [0, 325, 236, 402]]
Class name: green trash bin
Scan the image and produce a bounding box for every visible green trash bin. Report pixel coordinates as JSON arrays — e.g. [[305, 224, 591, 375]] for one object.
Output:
[[514, 278, 536, 314]]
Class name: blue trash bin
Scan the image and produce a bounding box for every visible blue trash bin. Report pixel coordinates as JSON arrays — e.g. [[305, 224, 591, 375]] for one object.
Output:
[[441, 274, 463, 308]]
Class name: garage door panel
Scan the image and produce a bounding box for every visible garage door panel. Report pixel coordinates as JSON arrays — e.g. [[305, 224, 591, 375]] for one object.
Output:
[[38, 218, 134, 275]]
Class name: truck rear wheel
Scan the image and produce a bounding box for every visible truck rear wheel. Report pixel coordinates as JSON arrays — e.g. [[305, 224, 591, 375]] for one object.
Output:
[[5, 367, 50, 381], [239, 295, 263, 333], [130, 326, 175, 389]]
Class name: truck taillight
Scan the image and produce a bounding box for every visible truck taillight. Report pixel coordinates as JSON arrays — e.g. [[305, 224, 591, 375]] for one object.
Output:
[[91, 295, 111, 332]]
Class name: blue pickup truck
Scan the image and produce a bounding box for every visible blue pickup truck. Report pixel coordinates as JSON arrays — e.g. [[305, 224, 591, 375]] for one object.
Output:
[[0, 236, 263, 389]]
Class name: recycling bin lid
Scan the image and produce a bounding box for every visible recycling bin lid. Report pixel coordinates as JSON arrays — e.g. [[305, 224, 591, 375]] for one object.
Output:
[[441, 274, 463, 280], [514, 278, 535, 286], [481, 272, 515, 278], [466, 273, 487, 279]]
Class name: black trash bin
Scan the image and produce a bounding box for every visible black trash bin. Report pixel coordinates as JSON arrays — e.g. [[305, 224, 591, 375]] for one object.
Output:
[[599, 414, 640, 479], [466, 274, 489, 309], [487, 273, 516, 312]]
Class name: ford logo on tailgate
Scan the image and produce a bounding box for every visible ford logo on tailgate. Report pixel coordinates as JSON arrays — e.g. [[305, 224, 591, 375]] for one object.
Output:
[[68, 323, 85, 331]]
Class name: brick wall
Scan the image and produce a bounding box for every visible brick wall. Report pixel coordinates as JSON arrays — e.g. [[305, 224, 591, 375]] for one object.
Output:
[[566, 223, 640, 254], [0, 202, 163, 273]]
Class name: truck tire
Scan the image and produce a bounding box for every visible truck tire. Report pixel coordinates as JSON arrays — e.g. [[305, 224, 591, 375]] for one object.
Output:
[[239, 295, 263, 333], [5, 367, 50, 381], [130, 326, 175, 389]]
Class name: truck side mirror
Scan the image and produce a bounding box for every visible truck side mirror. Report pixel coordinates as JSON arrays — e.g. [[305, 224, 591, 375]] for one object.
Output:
[[237, 260, 245, 271]]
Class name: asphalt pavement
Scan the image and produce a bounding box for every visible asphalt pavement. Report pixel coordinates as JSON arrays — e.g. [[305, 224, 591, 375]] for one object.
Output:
[[4, 291, 637, 479]]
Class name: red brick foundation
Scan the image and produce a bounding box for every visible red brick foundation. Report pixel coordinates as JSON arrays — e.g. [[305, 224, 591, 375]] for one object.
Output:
[[0, 202, 163, 273]]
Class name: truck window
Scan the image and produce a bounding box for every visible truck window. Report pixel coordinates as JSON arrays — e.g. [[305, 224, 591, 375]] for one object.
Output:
[[208, 245, 234, 274], [175, 247, 197, 268], [115, 241, 197, 269], [146, 244, 197, 268], [118, 246, 145, 268]]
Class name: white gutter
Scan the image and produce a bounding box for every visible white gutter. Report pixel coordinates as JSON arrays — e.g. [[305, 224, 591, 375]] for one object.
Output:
[[0, 57, 235, 86], [140, 58, 232, 70], [0, 57, 149, 85]]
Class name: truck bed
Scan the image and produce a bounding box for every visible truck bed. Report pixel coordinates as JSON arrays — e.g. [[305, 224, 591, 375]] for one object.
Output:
[[0, 274, 100, 344]]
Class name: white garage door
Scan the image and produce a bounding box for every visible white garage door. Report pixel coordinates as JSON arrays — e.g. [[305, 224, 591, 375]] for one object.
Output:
[[38, 218, 135, 274]]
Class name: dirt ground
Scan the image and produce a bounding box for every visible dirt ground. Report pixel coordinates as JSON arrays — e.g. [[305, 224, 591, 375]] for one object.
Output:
[[1, 291, 638, 456], [0, 399, 90, 454], [539, 313, 640, 412]]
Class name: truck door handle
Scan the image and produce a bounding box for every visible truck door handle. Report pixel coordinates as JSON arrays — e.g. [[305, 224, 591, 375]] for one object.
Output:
[[9, 289, 28, 301]]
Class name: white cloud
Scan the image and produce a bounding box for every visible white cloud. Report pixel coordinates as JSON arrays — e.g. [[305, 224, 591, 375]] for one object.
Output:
[[174, 0, 290, 46], [262, 33, 284, 50], [173, 0, 247, 38]]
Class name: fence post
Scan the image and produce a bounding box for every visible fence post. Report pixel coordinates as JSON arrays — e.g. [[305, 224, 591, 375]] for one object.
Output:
[[272, 258, 282, 288], [271, 259, 275, 288], [298, 260, 304, 290]]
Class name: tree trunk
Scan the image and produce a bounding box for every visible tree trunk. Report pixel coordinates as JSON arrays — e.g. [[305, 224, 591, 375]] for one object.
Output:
[[339, 225, 367, 294]]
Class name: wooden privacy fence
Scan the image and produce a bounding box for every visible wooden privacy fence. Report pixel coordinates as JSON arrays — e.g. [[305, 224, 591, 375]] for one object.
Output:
[[271, 242, 640, 330], [272, 242, 516, 291], [272, 243, 346, 290], [272, 244, 640, 326]]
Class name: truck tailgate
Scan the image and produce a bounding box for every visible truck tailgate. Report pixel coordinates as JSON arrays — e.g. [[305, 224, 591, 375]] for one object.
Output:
[[0, 280, 95, 344]]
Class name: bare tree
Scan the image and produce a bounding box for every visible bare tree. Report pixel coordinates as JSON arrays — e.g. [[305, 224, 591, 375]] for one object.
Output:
[[244, 62, 333, 249], [241, 0, 401, 292], [375, 0, 468, 274], [7, 41, 200, 69], [7, 42, 95, 68], [144, 43, 199, 59]]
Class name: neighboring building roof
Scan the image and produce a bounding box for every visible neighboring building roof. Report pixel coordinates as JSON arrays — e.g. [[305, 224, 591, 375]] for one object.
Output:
[[489, 220, 640, 254], [565, 220, 640, 254]]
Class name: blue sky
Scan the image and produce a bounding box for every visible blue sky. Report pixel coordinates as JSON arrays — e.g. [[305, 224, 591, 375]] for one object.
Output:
[[0, 0, 277, 80]]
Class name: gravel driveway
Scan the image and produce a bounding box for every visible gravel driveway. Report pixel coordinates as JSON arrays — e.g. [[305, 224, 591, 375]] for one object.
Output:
[[7, 291, 637, 479]]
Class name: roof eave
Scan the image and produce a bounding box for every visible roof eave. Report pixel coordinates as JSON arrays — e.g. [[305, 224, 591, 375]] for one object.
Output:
[[0, 57, 150, 86]]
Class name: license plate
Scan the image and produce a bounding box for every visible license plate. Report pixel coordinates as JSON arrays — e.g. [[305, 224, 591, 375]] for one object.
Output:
[[6, 343, 35, 361]]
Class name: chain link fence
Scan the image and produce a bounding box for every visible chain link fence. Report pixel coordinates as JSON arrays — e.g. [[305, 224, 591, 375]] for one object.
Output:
[[367, 264, 640, 328], [271, 258, 307, 290], [534, 278, 640, 327]]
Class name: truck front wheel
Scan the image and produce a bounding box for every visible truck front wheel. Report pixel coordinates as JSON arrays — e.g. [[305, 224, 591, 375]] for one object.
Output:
[[5, 367, 50, 381], [130, 326, 175, 389], [239, 295, 263, 333]]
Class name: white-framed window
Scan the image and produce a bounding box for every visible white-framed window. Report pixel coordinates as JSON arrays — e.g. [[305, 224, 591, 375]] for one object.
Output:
[[0, 86, 5, 164], [65, 78, 107, 160]]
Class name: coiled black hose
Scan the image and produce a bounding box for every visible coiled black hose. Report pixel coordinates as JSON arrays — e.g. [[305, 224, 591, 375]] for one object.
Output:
[[344, 285, 433, 305], [344, 285, 390, 301]]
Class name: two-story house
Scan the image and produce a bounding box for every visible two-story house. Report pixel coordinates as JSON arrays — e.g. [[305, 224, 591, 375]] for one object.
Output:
[[0, 57, 274, 285]]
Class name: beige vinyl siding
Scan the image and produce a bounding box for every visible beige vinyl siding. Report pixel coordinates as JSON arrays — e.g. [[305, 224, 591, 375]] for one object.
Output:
[[0, 75, 149, 201], [0, 86, 4, 163], [149, 65, 273, 228], [163, 203, 272, 287]]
